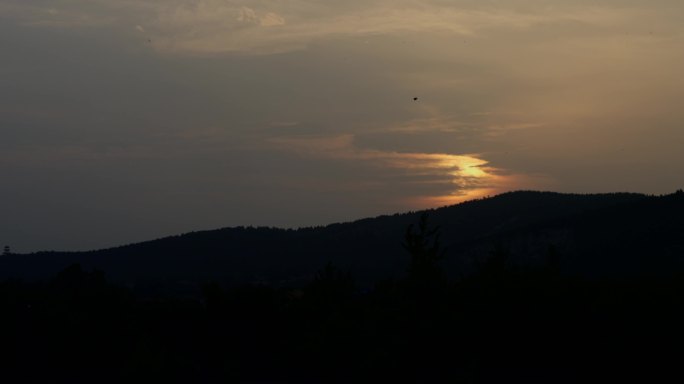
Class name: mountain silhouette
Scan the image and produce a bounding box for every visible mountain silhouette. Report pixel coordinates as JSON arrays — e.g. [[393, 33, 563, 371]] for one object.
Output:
[[2, 191, 683, 294]]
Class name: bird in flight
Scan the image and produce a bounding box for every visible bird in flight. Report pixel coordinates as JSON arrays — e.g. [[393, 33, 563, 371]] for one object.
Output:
[[413, 97, 418, 101]]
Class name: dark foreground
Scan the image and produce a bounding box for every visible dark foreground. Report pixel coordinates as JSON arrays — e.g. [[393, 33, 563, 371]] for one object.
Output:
[[2, 234, 684, 383]]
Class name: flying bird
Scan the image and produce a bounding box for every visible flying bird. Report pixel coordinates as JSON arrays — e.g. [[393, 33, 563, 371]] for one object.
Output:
[[413, 97, 418, 101]]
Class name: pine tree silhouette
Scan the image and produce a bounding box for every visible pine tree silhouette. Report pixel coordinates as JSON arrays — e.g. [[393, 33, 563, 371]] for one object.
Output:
[[402, 213, 446, 278]]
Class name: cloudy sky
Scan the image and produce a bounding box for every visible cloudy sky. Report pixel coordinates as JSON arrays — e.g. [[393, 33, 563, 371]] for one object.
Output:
[[2, 0, 683, 252]]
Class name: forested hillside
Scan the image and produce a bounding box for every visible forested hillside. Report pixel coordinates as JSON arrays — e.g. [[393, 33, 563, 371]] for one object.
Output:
[[2, 191, 682, 295]]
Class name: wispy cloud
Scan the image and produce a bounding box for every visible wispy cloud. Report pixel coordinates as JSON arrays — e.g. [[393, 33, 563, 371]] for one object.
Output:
[[1, 0, 654, 54], [147, 0, 647, 54], [269, 133, 515, 206]]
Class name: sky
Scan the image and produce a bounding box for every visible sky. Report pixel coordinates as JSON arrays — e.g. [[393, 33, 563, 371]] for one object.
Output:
[[1, 0, 683, 252]]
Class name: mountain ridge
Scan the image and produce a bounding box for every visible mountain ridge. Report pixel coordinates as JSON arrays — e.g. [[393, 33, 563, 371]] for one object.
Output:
[[2, 190, 682, 291]]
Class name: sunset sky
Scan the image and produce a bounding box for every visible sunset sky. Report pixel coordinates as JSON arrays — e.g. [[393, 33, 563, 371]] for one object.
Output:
[[2, 1, 683, 252]]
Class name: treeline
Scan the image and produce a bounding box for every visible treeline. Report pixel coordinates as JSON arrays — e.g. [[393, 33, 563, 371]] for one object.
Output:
[[5, 190, 671, 287], [2, 215, 684, 382]]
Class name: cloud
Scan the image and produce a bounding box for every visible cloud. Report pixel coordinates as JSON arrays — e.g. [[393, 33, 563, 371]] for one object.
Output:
[[237, 7, 284, 27], [1, 0, 659, 54], [260, 12, 285, 27], [237, 7, 259, 24], [147, 1, 553, 54], [269, 133, 515, 206]]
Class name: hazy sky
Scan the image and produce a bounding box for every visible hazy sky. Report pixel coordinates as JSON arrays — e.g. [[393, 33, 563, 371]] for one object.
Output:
[[2, 0, 683, 252]]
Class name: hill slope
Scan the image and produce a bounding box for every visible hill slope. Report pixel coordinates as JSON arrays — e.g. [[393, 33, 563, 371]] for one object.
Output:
[[2, 191, 683, 291]]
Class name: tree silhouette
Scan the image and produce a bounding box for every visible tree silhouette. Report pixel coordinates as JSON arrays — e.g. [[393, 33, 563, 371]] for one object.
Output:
[[401, 213, 448, 300], [402, 213, 446, 278], [2, 245, 10, 256]]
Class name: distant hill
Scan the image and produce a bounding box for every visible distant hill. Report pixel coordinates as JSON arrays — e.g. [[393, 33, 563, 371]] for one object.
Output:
[[2, 191, 683, 293]]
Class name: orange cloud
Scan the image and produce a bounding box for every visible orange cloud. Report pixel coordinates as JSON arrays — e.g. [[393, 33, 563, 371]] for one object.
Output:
[[270, 134, 515, 207]]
